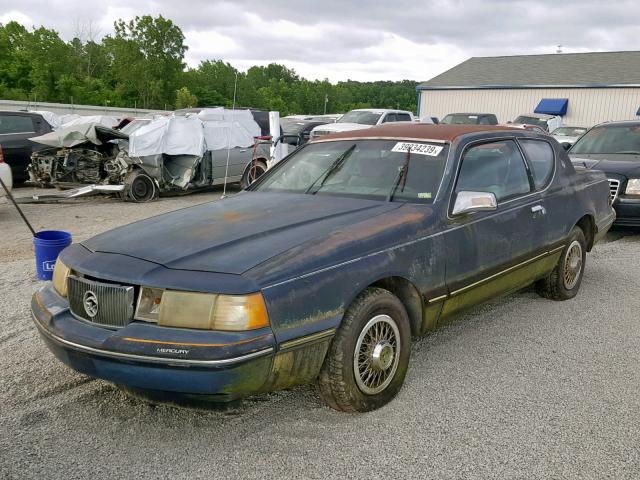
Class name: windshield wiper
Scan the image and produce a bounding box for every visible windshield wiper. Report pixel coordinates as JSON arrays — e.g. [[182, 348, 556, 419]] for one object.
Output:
[[387, 147, 412, 202], [305, 144, 356, 195]]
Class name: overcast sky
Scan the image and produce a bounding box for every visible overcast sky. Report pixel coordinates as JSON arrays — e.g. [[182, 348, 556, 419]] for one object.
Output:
[[1, 0, 638, 82]]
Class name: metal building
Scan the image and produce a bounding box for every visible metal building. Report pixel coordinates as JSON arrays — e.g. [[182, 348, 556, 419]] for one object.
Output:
[[417, 51, 640, 128]]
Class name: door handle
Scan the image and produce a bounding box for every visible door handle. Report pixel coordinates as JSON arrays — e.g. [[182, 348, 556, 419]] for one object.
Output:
[[531, 205, 546, 215], [239, 149, 248, 153]]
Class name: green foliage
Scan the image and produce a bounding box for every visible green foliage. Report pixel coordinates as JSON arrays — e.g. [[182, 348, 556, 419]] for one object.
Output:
[[0, 17, 419, 114], [175, 86, 198, 109]]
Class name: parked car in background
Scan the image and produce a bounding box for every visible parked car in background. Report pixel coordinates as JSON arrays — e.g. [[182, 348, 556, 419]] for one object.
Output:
[[0, 150, 13, 202], [512, 113, 562, 132], [0, 111, 53, 183], [569, 121, 640, 227], [32, 123, 614, 413], [281, 118, 327, 147], [441, 113, 498, 125], [310, 108, 414, 139], [551, 126, 587, 147]]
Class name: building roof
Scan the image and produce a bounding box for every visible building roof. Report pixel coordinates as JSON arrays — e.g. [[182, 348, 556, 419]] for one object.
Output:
[[313, 123, 526, 143], [418, 51, 640, 89]]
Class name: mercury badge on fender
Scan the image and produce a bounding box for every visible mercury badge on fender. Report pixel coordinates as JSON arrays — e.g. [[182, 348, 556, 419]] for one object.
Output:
[[31, 124, 615, 412]]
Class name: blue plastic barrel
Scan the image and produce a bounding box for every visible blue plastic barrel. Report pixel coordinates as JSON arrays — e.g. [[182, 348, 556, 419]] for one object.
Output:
[[33, 230, 72, 280]]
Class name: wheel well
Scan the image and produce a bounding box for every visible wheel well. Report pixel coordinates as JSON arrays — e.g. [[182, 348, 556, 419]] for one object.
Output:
[[575, 214, 596, 251], [370, 277, 423, 336]]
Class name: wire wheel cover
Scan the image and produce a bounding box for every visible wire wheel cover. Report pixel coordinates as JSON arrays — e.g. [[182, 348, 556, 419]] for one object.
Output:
[[563, 240, 583, 290], [353, 314, 401, 395]]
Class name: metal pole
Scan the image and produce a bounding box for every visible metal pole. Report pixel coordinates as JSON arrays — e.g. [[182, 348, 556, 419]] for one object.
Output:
[[0, 176, 36, 236]]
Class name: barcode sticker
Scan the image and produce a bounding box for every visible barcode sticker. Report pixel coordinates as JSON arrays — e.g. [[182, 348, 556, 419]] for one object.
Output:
[[391, 142, 443, 156]]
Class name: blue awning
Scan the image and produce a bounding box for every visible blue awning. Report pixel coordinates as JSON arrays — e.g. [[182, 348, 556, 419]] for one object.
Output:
[[534, 98, 568, 116]]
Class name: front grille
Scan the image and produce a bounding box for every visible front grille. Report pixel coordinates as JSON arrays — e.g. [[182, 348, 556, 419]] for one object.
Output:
[[608, 178, 620, 202], [68, 275, 135, 328]]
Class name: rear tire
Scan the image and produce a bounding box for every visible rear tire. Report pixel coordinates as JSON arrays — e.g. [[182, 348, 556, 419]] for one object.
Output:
[[318, 287, 411, 412], [123, 170, 157, 203], [240, 160, 267, 189], [536, 226, 586, 300]]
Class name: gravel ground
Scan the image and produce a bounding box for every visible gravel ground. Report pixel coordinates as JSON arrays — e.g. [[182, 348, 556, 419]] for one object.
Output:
[[1, 185, 639, 479]]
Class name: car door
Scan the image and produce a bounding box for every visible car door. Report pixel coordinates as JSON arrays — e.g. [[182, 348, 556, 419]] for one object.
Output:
[[0, 113, 38, 181], [440, 138, 550, 319]]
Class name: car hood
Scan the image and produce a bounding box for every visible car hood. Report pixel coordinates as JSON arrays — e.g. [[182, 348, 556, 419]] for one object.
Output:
[[313, 122, 374, 134], [569, 153, 640, 177], [82, 192, 402, 275]]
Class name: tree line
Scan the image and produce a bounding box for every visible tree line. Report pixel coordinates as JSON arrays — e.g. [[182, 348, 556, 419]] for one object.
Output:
[[0, 16, 419, 115]]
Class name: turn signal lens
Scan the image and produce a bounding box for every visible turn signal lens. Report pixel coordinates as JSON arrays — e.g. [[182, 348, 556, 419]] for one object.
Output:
[[135, 287, 165, 322], [625, 178, 640, 196], [51, 258, 71, 297], [155, 291, 270, 331]]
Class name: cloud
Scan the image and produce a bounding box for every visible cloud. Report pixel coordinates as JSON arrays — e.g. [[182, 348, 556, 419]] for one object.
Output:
[[1, 0, 639, 82]]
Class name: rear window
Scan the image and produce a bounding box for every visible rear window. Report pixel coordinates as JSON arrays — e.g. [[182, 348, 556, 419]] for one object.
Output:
[[513, 116, 549, 128], [0, 115, 35, 134], [570, 124, 640, 155], [519, 139, 555, 189]]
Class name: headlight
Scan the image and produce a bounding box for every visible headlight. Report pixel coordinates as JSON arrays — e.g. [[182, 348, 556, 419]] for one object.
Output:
[[52, 258, 71, 297], [135, 287, 270, 331], [625, 178, 640, 196]]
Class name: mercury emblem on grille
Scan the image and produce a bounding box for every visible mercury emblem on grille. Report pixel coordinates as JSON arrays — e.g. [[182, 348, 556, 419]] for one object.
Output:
[[83, 290, 99, 318]]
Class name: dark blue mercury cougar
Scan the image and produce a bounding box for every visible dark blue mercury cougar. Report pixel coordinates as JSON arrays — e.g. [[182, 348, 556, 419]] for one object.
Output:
[[32, 124, 615, 412]]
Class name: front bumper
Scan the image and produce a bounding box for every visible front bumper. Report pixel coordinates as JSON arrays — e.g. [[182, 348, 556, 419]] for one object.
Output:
[[31, 284, 276, 399], [613, 196, 640, 227]]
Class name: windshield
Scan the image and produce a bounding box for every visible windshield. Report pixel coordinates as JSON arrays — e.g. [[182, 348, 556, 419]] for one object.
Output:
[[254, 139, 448, 203], [337, 111, 382, 125], [552, 127, 587, 137], [570, 124, 640, 155], [281, 119, 308, 135], [441, 114, 479, 125], [514, 116, 547, 128]]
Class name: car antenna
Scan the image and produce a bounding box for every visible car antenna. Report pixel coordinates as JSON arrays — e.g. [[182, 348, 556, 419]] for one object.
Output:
[[221, 71, 239, 199]]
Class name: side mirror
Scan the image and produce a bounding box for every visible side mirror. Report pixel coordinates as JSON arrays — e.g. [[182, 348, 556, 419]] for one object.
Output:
[[562, 142, 572, 151], [452, 191, 498, 216]]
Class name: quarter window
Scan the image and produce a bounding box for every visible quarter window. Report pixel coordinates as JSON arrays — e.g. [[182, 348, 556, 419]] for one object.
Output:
[[396, 113, 412, 122], [0, 115, 35, 134], [455, 140, 531, 202], [519, 139, 554, 189]]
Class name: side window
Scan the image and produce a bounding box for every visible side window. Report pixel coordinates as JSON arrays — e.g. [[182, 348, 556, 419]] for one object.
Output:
[[455, 140, 531, 202], [382, 113, 396, 123], [396, 113, 411, 122], [0, 115, 35, 135], [478, 116, 492, 125], [519, 139, 554, 189]]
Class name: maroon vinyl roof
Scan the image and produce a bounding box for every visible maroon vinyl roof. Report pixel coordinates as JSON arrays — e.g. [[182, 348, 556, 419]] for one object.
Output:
[[312, 123, 522, 143]]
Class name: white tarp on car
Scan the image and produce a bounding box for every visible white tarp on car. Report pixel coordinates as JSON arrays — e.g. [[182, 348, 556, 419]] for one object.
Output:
[[128, 115, 205, 157], [198, 108, 261, 150], [127, 109, 261, 157], [29, 122, 128, 148], [28, 111, 119, 130]]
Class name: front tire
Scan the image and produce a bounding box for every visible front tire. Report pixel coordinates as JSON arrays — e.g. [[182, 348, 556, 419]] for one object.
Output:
[[536, 226, 586, 300], [240, 160, 267, 189], [318, 287, 411, 412]]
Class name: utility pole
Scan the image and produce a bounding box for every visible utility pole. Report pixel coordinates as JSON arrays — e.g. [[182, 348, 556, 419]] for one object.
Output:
[[324, 94, 328, 115]]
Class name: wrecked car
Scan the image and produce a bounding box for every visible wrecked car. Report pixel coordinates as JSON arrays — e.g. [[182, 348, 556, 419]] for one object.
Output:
[[28, 109, 273, 201], [29, 123, 129, 188], [31, 124, 614, 412]]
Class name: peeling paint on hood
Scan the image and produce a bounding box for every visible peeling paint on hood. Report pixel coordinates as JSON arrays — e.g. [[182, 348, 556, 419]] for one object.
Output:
[[82, 192, 403, 275]]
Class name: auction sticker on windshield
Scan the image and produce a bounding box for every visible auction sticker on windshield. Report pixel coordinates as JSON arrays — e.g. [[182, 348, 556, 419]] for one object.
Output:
[[391, 142, 443, 156]]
